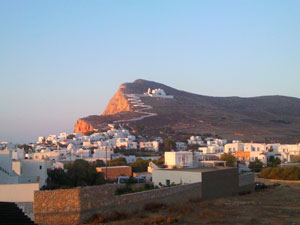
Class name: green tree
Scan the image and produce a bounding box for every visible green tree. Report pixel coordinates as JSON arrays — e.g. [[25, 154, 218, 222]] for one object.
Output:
[[93, 160, 106, 167], [267, 156, 281, 167], [163, 138, 176, 151], [130, 158, 150, 172], [43, 169, 72, 190], [18, 144, 33, 154], [268, 146, 274, 152], [107, 157, 127, 166], [249, 159, 263, 172], [152, 156, 165, 168], [44, 159, 105, 190], [220, 153, 236, 167]]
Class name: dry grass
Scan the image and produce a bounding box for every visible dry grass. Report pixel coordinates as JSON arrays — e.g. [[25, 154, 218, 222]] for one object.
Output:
[[198, 209, 225, 219], [168, 203, 192, 215], [188, 197, 202, 203], [103, 186, 300, 225], [144, 202, 167, 212], [89, 214, 105, 225]]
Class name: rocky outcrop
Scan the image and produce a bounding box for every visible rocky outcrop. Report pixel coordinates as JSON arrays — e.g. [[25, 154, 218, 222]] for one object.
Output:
[[74, 119, 94, 134], [102, 87, 131, 115]]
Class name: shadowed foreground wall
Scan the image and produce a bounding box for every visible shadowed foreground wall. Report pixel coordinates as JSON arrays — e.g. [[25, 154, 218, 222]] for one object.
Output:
[[34, 183, 202, 225]]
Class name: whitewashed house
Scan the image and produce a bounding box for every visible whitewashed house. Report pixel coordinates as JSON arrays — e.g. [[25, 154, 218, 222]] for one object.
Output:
[[93, 148, 113, 160], [176, 142, 187, 151], [224, 142, 244, 153], [145, 88, 174, 98], [207, 138, 227, 146], [198, 145, 224, 154], [188, 136, 204, 145], [12, 148, 25, 160], [76, 149, 90, 158], [164, 151, 193, 168], [139, 141, 159, 152], [37, 136, 45, 144]]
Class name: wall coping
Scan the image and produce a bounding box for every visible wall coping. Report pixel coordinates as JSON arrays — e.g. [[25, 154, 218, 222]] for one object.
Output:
[[114, 182, 202, 198]]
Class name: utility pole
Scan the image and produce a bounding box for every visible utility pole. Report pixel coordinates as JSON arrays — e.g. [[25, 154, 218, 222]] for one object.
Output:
[[105, 147, 108, 180]]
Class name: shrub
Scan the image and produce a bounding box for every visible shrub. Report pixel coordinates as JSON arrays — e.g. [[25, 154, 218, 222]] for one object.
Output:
[[249, 159, 263, 172], [281, 166, 300, 180], [259, 166, 300, 180], [268, 167, 283, 179], [115, 186, 132, 195], [220, 153, 236, 167], [259, 167, 272, 178], [267, 156, 281, 167]]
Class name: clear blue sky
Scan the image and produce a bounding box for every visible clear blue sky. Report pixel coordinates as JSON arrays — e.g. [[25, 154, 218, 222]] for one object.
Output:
[[0, 0, 299, 143]]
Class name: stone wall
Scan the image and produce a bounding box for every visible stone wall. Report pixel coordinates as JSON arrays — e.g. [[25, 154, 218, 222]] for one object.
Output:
[[34, 188, 81, 225], [34, 183, 202, 225]]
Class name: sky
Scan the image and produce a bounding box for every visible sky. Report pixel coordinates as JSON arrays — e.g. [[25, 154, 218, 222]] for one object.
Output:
[[0, 0, 299, 143]]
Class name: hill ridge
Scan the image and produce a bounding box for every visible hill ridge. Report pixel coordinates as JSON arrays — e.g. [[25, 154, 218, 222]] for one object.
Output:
[[74, 79, 300, 143]]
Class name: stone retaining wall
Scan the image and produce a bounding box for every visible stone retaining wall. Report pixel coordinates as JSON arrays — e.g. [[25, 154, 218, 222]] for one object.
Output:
[[34, 188, 81, 225]]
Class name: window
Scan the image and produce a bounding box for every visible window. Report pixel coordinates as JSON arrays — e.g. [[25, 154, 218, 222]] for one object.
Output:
[[166, 179, 170, 186]]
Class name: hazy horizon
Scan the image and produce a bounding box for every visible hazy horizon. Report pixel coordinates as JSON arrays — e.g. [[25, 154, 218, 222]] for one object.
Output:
[[1, 1, 299, 143]]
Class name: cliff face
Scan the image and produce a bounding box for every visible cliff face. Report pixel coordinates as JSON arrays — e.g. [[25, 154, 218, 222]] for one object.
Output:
[[74, 119, 94, 134], [102, 86, 131, 115]]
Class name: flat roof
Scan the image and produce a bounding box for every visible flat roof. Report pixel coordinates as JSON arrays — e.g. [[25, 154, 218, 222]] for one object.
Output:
[[155, 167, 235, 173], [98, 166, 131, 169]]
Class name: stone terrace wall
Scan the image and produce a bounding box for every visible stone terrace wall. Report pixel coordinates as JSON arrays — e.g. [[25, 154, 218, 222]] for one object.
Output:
[[34, 183, 202, 225], [34, 188, 81, 225]]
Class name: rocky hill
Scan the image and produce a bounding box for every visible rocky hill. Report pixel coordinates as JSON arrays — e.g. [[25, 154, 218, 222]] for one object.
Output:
[[74, 79, 300, 143]]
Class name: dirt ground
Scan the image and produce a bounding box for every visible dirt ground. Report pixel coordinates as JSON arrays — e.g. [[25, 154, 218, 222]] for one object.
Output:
[[95, 185, 300, 225]]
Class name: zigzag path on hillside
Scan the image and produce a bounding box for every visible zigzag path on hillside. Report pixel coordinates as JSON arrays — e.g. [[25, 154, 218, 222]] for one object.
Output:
[[113, 94, 158, 123]]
